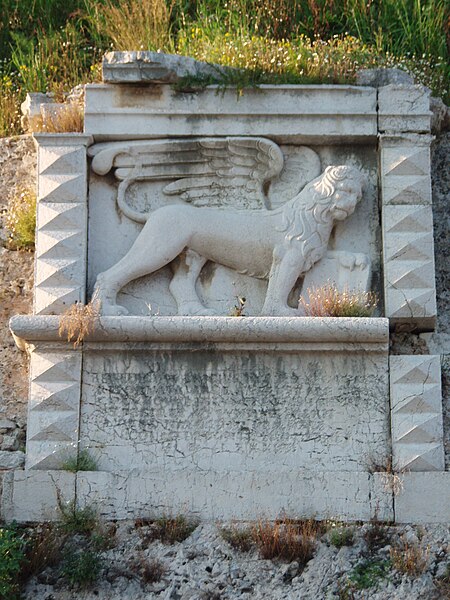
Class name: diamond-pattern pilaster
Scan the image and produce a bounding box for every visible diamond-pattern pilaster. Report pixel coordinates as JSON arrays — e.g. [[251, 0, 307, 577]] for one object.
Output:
[[390, 355, 444, 472], [380, 134, 436, 331], [33, 134, 92, 315], [26, 347, 82, 470]]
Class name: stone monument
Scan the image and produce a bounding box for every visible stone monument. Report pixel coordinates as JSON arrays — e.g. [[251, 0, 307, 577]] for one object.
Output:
[[4, 52, 448, 524]]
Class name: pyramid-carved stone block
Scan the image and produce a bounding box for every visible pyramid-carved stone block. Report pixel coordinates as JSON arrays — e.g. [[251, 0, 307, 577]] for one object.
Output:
[[390, 355, 444, 471], [26, 348, 82, 470]]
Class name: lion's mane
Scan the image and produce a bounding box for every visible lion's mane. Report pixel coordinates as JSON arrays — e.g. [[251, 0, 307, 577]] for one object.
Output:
[[275, 165, 364, 270]]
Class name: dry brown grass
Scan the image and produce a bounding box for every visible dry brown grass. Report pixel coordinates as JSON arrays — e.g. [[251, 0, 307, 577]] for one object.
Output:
[[28, 103, 84, 133], [299, 283, 378, 317], [58, 299, 100, 348], [91, 0, 173, 52], [366, 454, 404, 496], [19, 524, 67, 584], [390, 537, 429, 576], [129, 554, 167, 584], [221, 525, 254, 552], [135, 514, 199, 545], [251, 517, 321, 565]]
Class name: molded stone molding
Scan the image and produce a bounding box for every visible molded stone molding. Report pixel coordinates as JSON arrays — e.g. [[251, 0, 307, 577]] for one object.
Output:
[[25, 346, 82, 470], [390, 355, 444, 472], [378, 85, 431, 133], [382, 204, 436, 330], [33, 134, 92, 315]]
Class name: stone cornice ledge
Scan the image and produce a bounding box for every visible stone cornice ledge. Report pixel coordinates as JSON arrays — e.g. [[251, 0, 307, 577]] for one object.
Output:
[[10, 315, 389, 350]]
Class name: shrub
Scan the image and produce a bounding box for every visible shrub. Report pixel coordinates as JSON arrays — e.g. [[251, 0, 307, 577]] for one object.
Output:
[[299, 284, 378, 317], [5, 187, 36, 251], [20, 524, 67, 583], [363, 519, 392, 554], [0, 526, 26, 600], [60, 548, 101, 588], [129, 555, 166, 583]]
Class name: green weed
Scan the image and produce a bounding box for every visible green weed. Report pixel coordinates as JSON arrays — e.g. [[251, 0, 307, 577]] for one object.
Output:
[[347, 559, 391, 590], [329, 527, 354, 548], [61, 448, 98, 473], [59, 502, 98, 535], [0, 526, 26, 600], [60, 548, 102, 588]]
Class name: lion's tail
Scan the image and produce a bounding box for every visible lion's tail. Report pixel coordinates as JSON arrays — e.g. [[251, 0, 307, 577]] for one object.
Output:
[[117, 179, 149, 223]]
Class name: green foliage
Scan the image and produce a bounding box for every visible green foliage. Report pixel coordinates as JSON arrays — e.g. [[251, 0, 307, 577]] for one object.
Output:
[[59, 502, 98, 535], [5, 187, 36, 250], [329, 527, 354, 548], [348, 559, 391, 590], [60, 548, 102, 588], [0, 0, 448, 138], [0, 526, 26, 600], [61, 449, 98, 473]]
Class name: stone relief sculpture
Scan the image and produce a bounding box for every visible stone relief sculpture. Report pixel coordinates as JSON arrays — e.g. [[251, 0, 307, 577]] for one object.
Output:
[[89, 137, 368, 316]]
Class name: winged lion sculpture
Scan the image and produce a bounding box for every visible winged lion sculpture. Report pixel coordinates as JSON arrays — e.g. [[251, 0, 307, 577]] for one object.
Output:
[[89, 137, 367, 316]]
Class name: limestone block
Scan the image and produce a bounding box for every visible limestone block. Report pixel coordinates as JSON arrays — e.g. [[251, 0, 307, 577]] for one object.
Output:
[[84, 84, 377, 142], [0, 451, 25, 469], [390, 355, 444, 471], [1, 470, 75, 523], [382, 204, 436, 330], [26, 347, 82, 470], [33, 134, 92, 314], [394, 472, 450, 523], [378, 85, 431, 133], [380, 134, 433, 205], [356, 68, 414, 87], [102, 51, 229, 84], [77, 470, 393, 522]]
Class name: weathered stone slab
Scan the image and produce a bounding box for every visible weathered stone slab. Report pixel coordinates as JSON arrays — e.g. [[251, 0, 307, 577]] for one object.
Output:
[[394, 472, 450, 523], [77, 470, 393, 522], [84, 84, 377, 142], [1, 470, 75, 522], [102, 51, 228, 84], [390, 355, 444, 471]]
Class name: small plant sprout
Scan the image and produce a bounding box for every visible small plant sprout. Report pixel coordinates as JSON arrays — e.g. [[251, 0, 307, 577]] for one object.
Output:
[[299, 283, 378, 317], [58, 296, 100, 347], [229, 296, 246, 316]]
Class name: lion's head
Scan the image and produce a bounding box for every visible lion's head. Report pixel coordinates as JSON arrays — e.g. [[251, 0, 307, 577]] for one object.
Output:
[[278, 164, 367, 269]]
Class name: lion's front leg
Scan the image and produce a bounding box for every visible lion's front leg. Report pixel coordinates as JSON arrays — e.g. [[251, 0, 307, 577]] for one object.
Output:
[[169, 249, 217, 316], [261, 247, 303, 316]]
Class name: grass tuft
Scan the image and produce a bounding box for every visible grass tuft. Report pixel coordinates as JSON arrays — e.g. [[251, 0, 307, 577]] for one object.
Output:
[[58, 298, 100, 347], [136, 514, 199, 545], [251, 517, 320, 565], [329, 526, 354, 548], [61, 448, 98, 473], [390, 537, 428, 576], [299, 283, 378, 317], [59, 502, 98, 536], [28, 102, 84, 133], [221, 525, 254, 552], [5, 186, 36, 251]]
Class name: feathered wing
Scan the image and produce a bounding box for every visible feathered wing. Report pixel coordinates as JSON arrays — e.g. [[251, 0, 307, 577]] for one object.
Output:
[[268, 146, 321, 208], [89, 138, 320, 221]]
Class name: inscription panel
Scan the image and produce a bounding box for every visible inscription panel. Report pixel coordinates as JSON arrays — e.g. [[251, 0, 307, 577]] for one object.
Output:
[[80, 349, 389, 474]]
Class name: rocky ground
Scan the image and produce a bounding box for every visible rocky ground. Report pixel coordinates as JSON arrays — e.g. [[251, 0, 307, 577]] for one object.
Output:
[[22, 519, 450, 599]]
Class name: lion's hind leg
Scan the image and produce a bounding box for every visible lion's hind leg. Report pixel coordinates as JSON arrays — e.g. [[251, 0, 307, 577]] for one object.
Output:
[[169, 249, 216, 316]]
